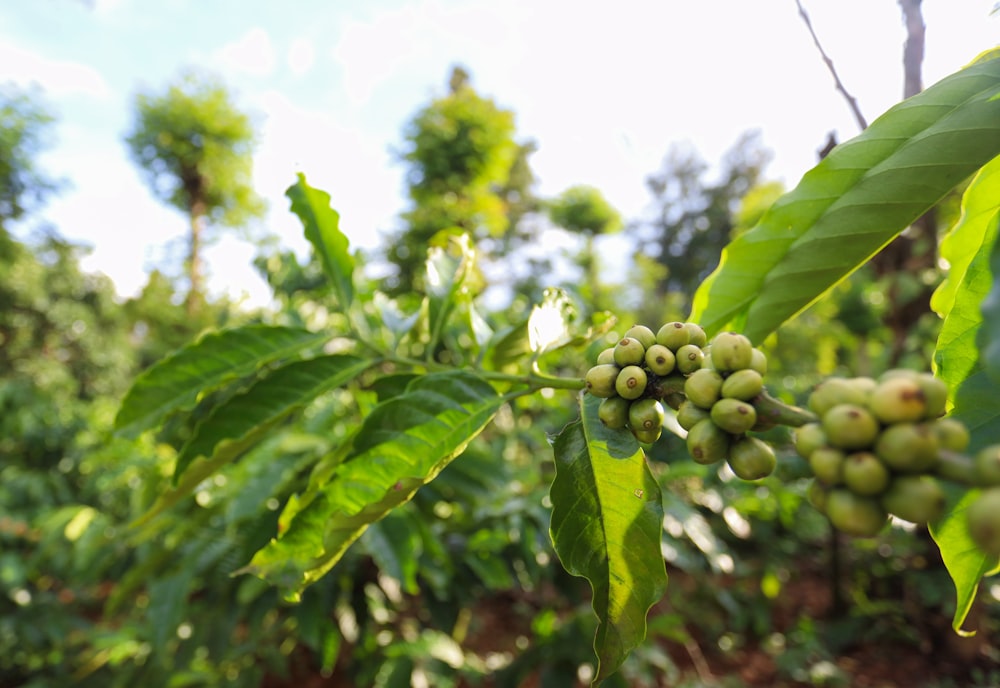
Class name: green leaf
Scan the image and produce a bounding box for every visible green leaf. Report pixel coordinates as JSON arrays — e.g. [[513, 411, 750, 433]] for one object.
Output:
[[528, 287, 580, 355], [979, 220, 1000, 383], [931, 368, 1000, 633], [362, 509, 422, 595], [242, 371, 504, 600], [286, 173, 355, 309], [549, 393, 667, 684], [691, 50, 1000, 341], [932, 155, 1000, 404], [114, 325, 328, 438], [173, 355, 375, 483]]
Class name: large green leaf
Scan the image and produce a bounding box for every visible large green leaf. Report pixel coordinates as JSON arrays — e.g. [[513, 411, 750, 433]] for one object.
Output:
[[932, 155, 1000, 403], [930, 369, 1000, 633], [691, 48, 1000, 342], [114, 325, 328, 438], [241, 371, 503, 600], [549, 393, 667, 685], [173, 355, 375, 482], [286, 173, 355, 309], [979, 222, 1000, 383]]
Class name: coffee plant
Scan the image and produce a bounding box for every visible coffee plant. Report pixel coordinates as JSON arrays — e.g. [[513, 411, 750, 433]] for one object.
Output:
[[116, 48, 1000, 684]]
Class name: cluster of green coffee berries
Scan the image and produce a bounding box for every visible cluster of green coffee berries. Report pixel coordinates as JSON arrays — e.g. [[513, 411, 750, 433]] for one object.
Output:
[[676, 331, 775, 481], [795, 370, 964, 537], [585, 322, 711, 444]]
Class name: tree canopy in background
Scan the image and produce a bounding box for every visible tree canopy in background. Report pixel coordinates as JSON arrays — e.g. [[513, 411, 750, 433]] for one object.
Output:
[[124, 71, 265, 312], [0, 86, 59, 227]]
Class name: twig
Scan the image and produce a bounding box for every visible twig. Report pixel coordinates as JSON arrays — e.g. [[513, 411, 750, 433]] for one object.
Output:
[[795, 0, 868, 131]]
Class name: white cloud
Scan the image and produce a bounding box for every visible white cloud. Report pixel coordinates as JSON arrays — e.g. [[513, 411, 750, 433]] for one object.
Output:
[[287, 37, 315, 76], [215, 27, 275, 77], [0, 41, 109, 98]]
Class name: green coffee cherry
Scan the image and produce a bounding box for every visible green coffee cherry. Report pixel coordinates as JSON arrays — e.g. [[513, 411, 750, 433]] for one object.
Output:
[[821, 404, 880, 450], [676, 400, 711, 431], [632, 427, 663, 444], [809, 446, 846, 486], [749, 348, 768, 376], [684, 369, 724, 410], [727, 436, 776, 481], [880, 476, 946, 525], [598, 397, 630, 429], [974, 445, 1000, 486], [806, 479, 829, 514], [684, 322, 708, 348], [710, 398, 758, 435], [931, 417, 970, 452], [720, 369, 764, 401], [868, 376, 927, 424], [873, 422, 939, 473], [709, 332, 753, 373], [596, 347, 616, 365], [808, 377, 869, 416], [686, 419, 731, 465], [644, 344, 676, 376], [615, 365, 648, 400], [825, 489, 889, 537], [675, 344, 705, 374], [629, 398, 665, 433], [613, 337, 646, 367], [915, 373, 948, 419], [842, 451, 891, 496], [794, 423, 827, 460], [967, 488, 1000, 556], [656, 321, 690, 350], [624, 325, 656, 350], [585, 364, 620, 398]]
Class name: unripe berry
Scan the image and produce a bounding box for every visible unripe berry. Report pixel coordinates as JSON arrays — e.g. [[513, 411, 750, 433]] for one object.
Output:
[[615, 365, 648, 400], [709, 332, 753, 373], [684, 322, 708, 348], [710, 398, 758, 435], [974, 445, 1000, 486], [629, 398, 665, 433], [596, 347, 616, 365], [967, 488, 1000, 556], [868, 376, 927, 425], [644, 344, 676, 376], [686, 419, 731, 465], [881, 476, 946, 525], [809, 446, 846, 486], [825, 489, 889, 537], [676, 400, 711, 431], [624, 325, 656, 350], [806, 479, 829, 514], [915, 373, 948, 419], [598, 397, 630, 429], [632, 426, 663, 444], [585, 364, 620, 398], [721, 369, 764, 401], [613, 337, 646, 367], [684, 368, 724, 410], [873, 422, 939, 473], [727, 436, 776, 481], [675, 344, 705, 374], [794, 423, 827, 460], [749, 348, 768, 376], [822, 404, 880, 450], [931, 417, 970, 452], [842, 451, 891, 496], [656, 321, 690, 351], [808, 377, 869, 416]]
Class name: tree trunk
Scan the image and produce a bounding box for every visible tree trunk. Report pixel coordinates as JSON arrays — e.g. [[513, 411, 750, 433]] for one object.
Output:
[[186, 197, 207, 316]]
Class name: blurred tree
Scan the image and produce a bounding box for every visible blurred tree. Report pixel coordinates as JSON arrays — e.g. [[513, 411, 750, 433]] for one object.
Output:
[[385, 66, 537, 295], [630, 131, 772, 317], [124, 71, 265, 314], [546, 184, 622, 312], [0, 85, 59, 228]]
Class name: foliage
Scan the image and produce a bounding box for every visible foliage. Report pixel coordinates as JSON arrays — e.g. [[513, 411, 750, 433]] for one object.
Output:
[[0, 84, 59, 225]]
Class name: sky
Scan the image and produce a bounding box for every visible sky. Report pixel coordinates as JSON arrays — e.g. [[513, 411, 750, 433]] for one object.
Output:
[[2, 0, 998, 307]]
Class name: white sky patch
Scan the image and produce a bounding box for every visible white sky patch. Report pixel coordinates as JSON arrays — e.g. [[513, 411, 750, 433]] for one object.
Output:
[[0, 41, 109, 98], [215, 27, 276, 77], [287, 37, 315, 76]]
